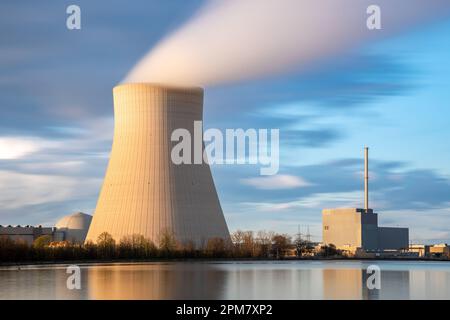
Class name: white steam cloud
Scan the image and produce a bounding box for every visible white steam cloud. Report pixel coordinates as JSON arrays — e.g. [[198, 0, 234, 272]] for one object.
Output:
[[124, 0, 450, 86]]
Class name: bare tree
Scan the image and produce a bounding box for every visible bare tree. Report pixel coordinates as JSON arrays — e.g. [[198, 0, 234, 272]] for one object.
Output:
[[271, 234, 291, 259]]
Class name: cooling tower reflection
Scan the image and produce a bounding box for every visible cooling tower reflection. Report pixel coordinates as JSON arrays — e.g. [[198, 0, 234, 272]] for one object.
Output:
[[87, 263, 226, 299], [323, 268, 363, 299]]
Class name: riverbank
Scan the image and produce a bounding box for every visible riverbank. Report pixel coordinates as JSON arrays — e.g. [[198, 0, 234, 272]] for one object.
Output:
[[1, 256, 449, 268]]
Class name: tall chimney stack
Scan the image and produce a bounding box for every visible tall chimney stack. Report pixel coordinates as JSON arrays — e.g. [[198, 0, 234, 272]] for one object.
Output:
[[364, 147, 369, 212]]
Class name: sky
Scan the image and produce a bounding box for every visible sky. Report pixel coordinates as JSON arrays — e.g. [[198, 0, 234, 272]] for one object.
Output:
[[1, 1, 450, 244]]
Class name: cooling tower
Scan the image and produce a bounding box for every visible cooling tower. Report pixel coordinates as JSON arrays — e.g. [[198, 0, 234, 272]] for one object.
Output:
[[85, 83, 230, 246]]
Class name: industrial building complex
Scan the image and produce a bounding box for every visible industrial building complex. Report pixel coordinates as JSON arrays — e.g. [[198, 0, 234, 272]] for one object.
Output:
[[2, 84, 448, 258], [0, 212, 92, 244], [322, 148, 409, 254]]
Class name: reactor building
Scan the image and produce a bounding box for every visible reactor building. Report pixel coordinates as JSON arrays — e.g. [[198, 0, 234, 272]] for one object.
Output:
[[85, 83, 230, 246], [322, 147, 409, 253], [0, 212, 92, 244]]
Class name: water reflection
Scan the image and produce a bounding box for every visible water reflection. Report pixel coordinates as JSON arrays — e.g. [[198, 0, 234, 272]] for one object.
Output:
[[0, 266, 85, 299], [323, 269, 363, 299], [223, 266, 323, 299], [88, 263, 226, 299], [0, 261, 450, 300], [409, 269, 450, 299]]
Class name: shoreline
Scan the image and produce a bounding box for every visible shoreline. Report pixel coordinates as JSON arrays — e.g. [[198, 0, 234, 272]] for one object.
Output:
[[1, 256, 449, 268]]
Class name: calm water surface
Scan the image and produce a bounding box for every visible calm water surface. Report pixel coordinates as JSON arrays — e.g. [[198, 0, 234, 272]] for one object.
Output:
[[1, 260, 450, 300]]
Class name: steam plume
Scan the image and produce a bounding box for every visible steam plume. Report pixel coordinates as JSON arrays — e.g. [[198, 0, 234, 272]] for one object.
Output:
[[124, 0, 450, 86]]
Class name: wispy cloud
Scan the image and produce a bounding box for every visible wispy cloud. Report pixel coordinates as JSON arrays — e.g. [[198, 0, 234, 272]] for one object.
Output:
[[126, 0, 450, 85], [239, 191, 362, 213], [0, 118, 112, 224], [241, 174, 311, 190], [0, 137, 60, 159], [216, 157, 450, 212], [0, 170, 101, 211]]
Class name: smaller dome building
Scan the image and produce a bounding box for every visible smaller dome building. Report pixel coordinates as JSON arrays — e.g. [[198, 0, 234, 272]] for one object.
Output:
[[55, 212, 92, 243]]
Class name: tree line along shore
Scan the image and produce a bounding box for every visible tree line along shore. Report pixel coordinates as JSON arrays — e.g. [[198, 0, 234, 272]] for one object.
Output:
[[0, 230, 341, 263]]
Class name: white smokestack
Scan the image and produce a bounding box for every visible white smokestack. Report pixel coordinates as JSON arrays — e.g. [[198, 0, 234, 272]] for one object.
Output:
[[365, 146, 369, 212], [124, 0, 450, 86]]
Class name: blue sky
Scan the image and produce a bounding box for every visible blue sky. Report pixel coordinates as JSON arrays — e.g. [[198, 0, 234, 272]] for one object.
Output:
[[1, 1, 450, 243]]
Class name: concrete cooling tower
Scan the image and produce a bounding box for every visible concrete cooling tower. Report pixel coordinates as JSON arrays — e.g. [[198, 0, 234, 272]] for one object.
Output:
[[85, 83, 230, 246]]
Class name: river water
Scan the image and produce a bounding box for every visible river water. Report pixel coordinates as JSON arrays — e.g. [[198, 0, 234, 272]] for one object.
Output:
[[1, 260, 449, 299]]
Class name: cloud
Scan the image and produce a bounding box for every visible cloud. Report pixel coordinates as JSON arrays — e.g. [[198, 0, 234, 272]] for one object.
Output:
[[125, 0, 450, 86], [299, 160, 450, 211], [240, 191, 362, 213], [0, 138, 39, 159], [204, 52, 418, 124], [0, 119, 112, 224], [0, 1, 426, 144], [240, 174, 311, 190], [214, 156, 450, 213], [0, 170, 101, 211], [0, 1, 204, 137], [379, 207, 450, 244], [0, 137, 60, 159], [281, 129, 342, 148]]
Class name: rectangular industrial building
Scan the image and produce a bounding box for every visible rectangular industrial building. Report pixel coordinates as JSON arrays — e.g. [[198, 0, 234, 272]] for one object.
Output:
[[322, 148, 409, 254], [322, 208, 409, 253], [0, 226, 57, 245]]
